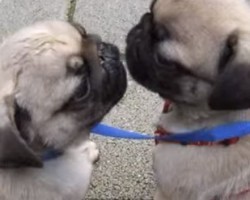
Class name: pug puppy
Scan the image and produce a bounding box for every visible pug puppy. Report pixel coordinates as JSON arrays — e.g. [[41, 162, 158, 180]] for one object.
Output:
[[126, 0, 250, 199], [0, 20, 126, 200]]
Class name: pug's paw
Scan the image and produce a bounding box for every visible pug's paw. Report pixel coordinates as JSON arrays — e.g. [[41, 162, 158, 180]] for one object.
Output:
[[79, 141, 100, 163]]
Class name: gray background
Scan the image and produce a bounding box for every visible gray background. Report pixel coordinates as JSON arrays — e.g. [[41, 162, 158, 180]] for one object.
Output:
[[0, 0, 163, 199]]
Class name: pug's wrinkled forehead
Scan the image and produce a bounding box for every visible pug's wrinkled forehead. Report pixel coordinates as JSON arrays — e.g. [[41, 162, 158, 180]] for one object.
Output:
[[150, 0, 250, 81], [19, 20, 84, 54], [0, 20, 98, 69]]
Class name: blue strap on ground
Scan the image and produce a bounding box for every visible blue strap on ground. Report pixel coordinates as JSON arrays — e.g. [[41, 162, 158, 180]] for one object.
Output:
[[91, 121, 250, 143], [42, 148, 63, 161], [92, 124, 155, 140]]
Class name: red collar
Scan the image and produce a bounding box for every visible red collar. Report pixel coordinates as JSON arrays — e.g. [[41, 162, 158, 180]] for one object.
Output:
[[211, 188, 250, 199], [154, 100, 239, 146]]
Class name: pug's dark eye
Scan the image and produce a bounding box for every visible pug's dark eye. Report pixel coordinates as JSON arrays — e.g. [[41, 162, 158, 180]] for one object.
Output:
[[58, 78, 91, 111], [152, 23, 171, 42], [154, 52, 180, 70], [218, 33, 238, 73], [72, 79, 91, 102], [154, 52, 169, 67], [154, 52, 193, 76]]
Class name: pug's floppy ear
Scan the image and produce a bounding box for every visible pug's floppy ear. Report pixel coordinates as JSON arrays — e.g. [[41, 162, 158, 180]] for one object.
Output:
[[0, 96, 42, 168], [209, 63, 250, 110]]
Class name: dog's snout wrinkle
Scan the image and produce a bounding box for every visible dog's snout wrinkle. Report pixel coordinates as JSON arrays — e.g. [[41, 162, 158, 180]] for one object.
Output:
[[218, 32, 238, 73]]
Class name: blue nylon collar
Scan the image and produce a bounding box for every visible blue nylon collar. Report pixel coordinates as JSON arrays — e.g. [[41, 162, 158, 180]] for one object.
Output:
[[91, 121, 250, 143], [41, 148, 63, 161]]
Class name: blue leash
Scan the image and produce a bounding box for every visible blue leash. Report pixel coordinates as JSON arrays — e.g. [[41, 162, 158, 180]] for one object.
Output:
[[91, 121, 250, 143], [42, 121, 250, 161]]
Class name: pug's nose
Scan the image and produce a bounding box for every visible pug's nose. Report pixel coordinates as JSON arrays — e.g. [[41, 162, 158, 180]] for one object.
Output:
[[99, 43, 120, 61]]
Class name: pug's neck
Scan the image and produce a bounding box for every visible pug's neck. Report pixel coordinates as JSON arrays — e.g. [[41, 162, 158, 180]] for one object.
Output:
[[159, 102, 250, 134]]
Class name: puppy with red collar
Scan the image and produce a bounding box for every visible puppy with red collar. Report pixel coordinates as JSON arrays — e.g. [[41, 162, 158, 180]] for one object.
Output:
[[126, 0, 250, 199]]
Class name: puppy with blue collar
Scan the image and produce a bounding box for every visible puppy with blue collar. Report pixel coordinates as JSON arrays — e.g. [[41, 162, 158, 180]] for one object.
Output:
[[0, 20, 127, 200]]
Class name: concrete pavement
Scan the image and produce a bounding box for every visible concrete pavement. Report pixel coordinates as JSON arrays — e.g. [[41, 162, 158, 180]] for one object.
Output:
[[0, 0, 67, 40], [0, 0, 163, 199]]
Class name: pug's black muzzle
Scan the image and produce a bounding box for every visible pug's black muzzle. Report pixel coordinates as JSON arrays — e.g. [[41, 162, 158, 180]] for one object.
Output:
[[126, 13, 186, 100], [67, 41, 126, 113], [98, 42, 127, 105], [126, 13, 161, 92]]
